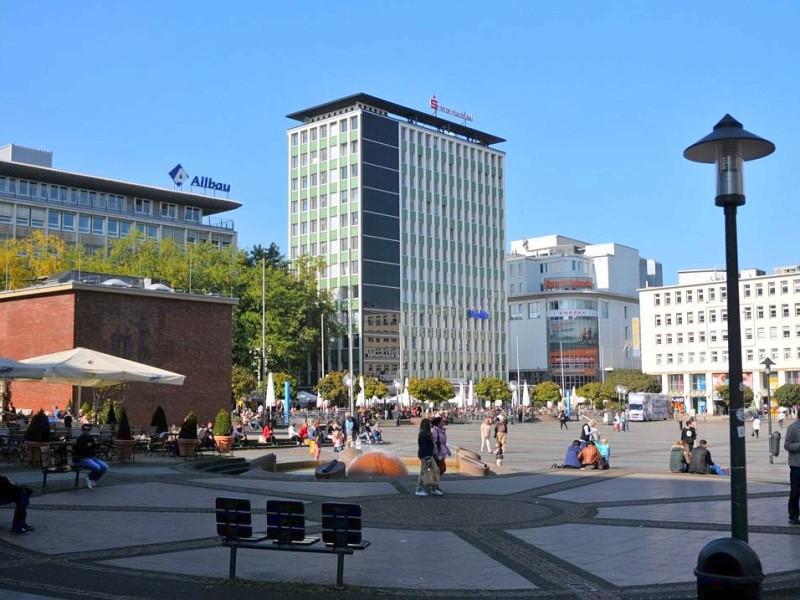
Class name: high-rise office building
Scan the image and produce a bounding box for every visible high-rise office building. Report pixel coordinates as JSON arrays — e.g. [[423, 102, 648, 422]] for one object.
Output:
[[287, 93, 506, 387]]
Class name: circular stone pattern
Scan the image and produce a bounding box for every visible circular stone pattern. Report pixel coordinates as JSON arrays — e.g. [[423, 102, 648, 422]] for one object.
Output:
[[363, 497, 557, 529]]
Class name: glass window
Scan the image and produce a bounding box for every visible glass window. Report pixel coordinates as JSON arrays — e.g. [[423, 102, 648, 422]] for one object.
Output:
[[185, 207, 200, 222], [92, 217, 104, 235], [108, 219, 118, 237], [79, 215, 90, 233], [47, 210, 61, 230], [291, 133, 298, 146], [62, 213, 75, 231]]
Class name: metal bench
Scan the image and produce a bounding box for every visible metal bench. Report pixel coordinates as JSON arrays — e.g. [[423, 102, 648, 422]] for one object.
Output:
[[216, 497, 369, 589], [40, 443, 87, 491]]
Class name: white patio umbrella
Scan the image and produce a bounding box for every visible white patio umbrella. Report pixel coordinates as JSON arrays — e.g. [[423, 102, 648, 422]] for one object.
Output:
[[20, 347, 184, 417], [0, 356, 46, 380], [511, 388, 518, 408], [265, 372, 276, 408], [468, 380, 474, 407], [458, 382, 466, 408], [522, 381, 531, 407], [316, 392, 323, 409], [21, 347, 185, 386]]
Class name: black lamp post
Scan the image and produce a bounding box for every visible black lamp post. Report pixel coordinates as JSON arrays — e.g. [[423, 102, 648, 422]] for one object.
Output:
[[761, 357, 776, 464], [684, 114, 774, 542]]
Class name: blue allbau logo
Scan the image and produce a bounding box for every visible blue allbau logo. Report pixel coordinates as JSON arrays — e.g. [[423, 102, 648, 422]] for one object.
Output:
[[169, 164, 189, 186], [168, 164, 230, 193], [468, 310, 490, 319]]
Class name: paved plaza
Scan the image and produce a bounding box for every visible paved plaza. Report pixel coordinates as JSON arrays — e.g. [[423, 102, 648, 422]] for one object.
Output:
[[0, 415, 799, 599]]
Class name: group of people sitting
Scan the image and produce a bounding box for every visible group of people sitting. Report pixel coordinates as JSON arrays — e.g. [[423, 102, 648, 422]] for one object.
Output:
[[556, 438, 611, 470], [670, 438, 728, 475]]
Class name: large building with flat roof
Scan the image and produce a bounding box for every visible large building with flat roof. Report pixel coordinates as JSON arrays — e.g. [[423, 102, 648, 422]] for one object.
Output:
[[287, 93, 507, 387], [0, 143, 241, 254]]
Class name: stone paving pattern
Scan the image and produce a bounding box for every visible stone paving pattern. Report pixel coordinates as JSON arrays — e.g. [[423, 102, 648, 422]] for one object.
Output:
[[0, 415, 799, 599]]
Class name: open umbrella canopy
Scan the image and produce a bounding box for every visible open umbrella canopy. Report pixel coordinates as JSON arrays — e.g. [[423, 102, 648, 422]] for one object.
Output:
[[21, 347, 185, 387], [0, 356, 46, 380]]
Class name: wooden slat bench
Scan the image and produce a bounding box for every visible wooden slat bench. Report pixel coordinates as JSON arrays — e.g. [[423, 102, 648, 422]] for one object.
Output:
[[215, 497, 369, 589]]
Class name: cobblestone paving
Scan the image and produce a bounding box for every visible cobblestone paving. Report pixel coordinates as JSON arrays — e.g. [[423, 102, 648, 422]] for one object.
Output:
[[0, 416, 798, 599]]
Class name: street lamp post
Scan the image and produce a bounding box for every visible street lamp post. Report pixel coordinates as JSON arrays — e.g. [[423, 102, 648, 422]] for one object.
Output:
[[343, 373, 354, 416], [685, 114, 774, 542], [761, 357, 776, 464], [508, 381, 518, 417]]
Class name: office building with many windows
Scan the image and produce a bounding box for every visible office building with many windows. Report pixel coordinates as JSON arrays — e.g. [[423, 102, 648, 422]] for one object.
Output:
[[639, 266, 800, 414], [507, 235, 657, 391], [0, 143, 240, 255], [287, 93, 507, 386]]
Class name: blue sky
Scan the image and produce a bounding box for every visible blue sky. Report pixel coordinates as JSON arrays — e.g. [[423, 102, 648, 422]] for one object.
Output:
[[2, 1, 799, 284]]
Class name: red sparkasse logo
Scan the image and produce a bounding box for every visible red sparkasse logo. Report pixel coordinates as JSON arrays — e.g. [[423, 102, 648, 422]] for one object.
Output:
[[429, 94, 473, 122], [430, 95, 439, 110]]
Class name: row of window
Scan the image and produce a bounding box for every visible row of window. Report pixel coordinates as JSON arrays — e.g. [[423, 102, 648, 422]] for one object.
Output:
[[291, 164, 359, 191], [290, 212, 359, 237], [290, 189, 360, 214], [653, 279, 800, 306], [654, 310, 727, 326], [655, 347, 798, 366], [290, 116, 360, 146], [400, 126, 503, 167], [656, 331, 729, 345], [0, 177, 201, 223], [509, 300, 613, 320], [654, 303, 800, 327], [290, 141, 359, 168]]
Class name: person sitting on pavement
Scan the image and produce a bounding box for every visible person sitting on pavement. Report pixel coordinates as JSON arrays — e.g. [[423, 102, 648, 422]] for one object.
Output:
[[297, 422, 309, 444], [560, 440, 583, 469], [688, 439, 727, 475], [595, 438, 611, 466], [578, 440, 601, 469], [232, 422, 248, 447], [670, 439, 691, 473], [0, 475, 34, 535], [287, 423, 303, 445], [371, 420, 384, 444], [331, 425, 345, 458], [261, 422, 275, 445], [198, 422, 216, 449], [73, 423, 109, 489]]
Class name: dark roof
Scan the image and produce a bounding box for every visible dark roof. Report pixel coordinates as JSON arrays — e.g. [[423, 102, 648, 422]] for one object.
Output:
[[287, 93, 505, 146], [0, 159, 242, 215]]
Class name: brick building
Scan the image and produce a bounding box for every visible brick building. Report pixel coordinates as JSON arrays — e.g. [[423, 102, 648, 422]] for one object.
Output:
[[0, 275, 236, 426]]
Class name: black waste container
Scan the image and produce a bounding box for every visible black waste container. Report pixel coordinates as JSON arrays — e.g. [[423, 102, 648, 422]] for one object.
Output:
[[695, 537, 763, 599], [770, 431, 782, 457]]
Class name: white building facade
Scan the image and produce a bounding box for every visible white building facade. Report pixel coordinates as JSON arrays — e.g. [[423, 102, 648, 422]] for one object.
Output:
[[287, 94, 507, 386], [639, 266, 800, 414], [507, 235, 656, 390]]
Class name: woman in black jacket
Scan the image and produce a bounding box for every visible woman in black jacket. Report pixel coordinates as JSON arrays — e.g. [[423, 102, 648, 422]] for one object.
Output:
[[415, 419, 437, 496]]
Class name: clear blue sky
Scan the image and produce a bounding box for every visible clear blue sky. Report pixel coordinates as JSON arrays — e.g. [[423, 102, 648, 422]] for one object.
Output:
[[2, 1, 798, 284]]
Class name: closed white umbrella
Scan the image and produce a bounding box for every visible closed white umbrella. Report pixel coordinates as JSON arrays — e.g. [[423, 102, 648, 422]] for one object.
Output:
[[522, 381, 531, 407], [357, 376, 366, 407], [468, 380, 474, 406], [316, 392, 323, 409], [265, 372, 276, 407], [459, 382, 466, 408]]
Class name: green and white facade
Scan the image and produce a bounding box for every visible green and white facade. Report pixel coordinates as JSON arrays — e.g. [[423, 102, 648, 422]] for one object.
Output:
[[287, 94, 506, 386]]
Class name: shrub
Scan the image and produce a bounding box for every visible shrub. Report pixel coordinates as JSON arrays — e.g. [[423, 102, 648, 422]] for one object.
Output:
[[213, 408, 233, 436], [178, 411, 198, 439], [116, 408, 132, 440], [150, 405, 168, 434]]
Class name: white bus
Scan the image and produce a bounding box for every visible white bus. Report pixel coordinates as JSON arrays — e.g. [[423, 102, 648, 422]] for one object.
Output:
[[627, 392, 671, 422]]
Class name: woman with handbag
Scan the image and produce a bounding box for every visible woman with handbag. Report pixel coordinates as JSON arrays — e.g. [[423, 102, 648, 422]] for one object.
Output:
[[415, 419, 440, 496], [431, 416, 451, 489]]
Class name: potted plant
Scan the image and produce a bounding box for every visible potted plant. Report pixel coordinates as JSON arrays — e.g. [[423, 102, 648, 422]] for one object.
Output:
[[114, 407, 136, 461], [24, 409, 51, 463], [151, 405, 168, 435], [213, 408, 234, 454], [177, 411, 198, 457]]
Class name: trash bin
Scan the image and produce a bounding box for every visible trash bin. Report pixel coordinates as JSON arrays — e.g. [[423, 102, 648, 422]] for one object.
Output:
[[770, 431, 782, 457], [695, 537, 763, 599]]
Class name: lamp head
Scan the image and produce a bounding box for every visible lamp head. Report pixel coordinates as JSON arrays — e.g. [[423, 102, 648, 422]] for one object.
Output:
[[761, 356, 775, 374], [684, 115, 775, 205]]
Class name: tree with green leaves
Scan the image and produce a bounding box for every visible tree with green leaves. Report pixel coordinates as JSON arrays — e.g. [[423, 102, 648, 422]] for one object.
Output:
[[364, 377, 388, 401], [408, 377, 453, 407], [532, 381, 562, 406], [774, 384, 800, 408], [475, 377, 512, 404], [714, 385, 754, 407], [316, 371, 360, 408], [576, 382, 617, 409], [604, 369, 661, 393]]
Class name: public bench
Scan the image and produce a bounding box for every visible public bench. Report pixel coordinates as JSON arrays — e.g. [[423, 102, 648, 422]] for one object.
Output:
[[40, 444, 88, 491], [215, 497, 369, 589]]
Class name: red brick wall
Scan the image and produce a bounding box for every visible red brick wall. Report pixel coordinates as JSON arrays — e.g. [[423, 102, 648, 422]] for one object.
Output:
[[0, 287, 233, 427]]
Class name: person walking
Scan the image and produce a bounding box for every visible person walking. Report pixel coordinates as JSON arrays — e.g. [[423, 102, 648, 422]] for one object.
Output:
[[681, 417, 697, 452], [494, 414, 508, 456], [558, 409, 569, 430], [784, 414, 800, 525], [779, 409, 786, 429], [415, 418, 440, 496], [752, 414, 761, 438], [479, 416, 493, 452], [431, 416, 451, 494]]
